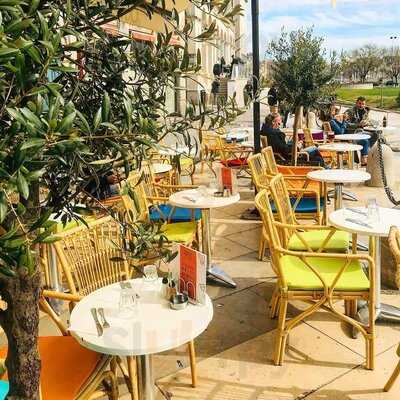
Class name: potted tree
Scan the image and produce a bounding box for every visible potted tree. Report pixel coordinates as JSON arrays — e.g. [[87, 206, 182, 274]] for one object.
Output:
[[267, 28, 339, 164], [0, 0, 242, 397]]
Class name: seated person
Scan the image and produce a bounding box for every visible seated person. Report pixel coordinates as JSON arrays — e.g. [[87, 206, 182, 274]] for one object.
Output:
[[86, 171, 120, 200], [261, 113, 325, 166], [330, 106, 369, 166], [345, 96, 371, 128]]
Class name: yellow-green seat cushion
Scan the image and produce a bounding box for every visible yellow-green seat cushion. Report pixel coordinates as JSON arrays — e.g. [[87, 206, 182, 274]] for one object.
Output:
[[288, 230, 349, 252], [179, 157, 194, 168], [281, 255, 370, 291], [161, 221, 197, 243]]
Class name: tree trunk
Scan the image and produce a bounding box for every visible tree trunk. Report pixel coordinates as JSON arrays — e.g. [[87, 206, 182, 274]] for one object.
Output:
[[292, 106, 303, 166], [0, 272, 41, 399]]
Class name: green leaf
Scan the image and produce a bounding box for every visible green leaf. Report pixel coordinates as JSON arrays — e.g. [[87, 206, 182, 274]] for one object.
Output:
[[20, 138, 46, 150], [0, 47, 19, 57], [93, 108, 102, 131], [17, 171, 29, 200], [102, 92, 110, 122], [58, 111, 76, 134], [0, 192, 7, 223]]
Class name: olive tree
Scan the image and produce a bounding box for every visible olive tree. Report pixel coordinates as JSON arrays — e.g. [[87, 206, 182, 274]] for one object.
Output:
[[0, 1, 242, 398], [267, 28, 338, 163]]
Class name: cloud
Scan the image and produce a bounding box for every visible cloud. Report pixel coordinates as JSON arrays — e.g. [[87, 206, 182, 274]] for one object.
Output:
[[244, 0, 400, 55]]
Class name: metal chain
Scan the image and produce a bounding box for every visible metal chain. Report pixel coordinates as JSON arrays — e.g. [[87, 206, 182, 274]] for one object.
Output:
[[376, 130, 400, 206]]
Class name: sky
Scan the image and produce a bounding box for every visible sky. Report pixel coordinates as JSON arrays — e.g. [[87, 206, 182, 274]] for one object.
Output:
[[245, 0, 400, 57]]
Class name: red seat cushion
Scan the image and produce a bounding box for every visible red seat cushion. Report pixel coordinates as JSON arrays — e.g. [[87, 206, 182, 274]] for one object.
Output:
[[0, 336, 102, 399], [221, 158, 248, 167]]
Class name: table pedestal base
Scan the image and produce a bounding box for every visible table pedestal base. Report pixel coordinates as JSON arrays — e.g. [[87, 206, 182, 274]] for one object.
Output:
[[352, 303, 400, 339], [137, 355, 155, 400], [202, 209, 237, 289], [207, 265, 237, 288]]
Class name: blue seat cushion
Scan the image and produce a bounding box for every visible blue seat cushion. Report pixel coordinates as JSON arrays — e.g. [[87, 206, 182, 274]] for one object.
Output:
[[270, 197, 325, 214], [149, 204, 201, 222], [0, 381, 8, 399]]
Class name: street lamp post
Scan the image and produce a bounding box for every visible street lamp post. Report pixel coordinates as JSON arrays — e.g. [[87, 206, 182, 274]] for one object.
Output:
[[251, 0, 261, 154]]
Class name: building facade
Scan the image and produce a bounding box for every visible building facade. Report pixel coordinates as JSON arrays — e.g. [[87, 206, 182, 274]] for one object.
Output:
[[103, 1, 247, 110]]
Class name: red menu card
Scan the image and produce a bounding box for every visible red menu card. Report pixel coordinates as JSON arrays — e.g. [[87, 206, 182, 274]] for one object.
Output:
[[171, 244, 206, 305], [218, 166, 238, 195]]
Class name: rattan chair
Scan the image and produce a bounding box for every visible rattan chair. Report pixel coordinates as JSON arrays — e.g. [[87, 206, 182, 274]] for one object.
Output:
[[52, 216, 139, 399], [302, 128, 334, 167], [262, 146, 328, 222], [200, 130, 221, 175], [121, 173, 199, 249], [0, 293, 118, 399], [384, 226, 400, 391], [249, 152, 328, 260], [218, 135, 253, 178], [255, 177, 376, 369]]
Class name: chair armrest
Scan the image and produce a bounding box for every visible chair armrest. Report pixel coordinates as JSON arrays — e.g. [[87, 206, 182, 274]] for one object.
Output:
[[154, 183, 198, 190], [274, 221, 338, 231], [42, 290, 82, 302], [278, 246, 375, 265]]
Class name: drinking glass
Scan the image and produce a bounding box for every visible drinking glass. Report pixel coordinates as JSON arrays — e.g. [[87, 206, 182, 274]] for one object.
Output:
[[119, 288, 139, 318], [366, 198, 379, 224], [197, 185, 208, 198]]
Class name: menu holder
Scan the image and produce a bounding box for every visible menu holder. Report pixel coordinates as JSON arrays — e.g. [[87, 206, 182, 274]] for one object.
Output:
[[217, 165, 238, 195], [170, 244, 207, 305]]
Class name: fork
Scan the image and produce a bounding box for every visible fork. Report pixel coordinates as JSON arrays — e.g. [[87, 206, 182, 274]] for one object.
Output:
[[98, 307, 110, 329], [90, 308, 103, 337]]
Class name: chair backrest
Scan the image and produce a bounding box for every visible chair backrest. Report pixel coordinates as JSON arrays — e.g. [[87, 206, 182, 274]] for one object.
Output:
[[54, 216, 130, 297], [121, 171, 149, 223], [261, 136, 269, 149], [248, 153, 269, 190], [322, 121, 332, 133], [268, 174, 297, 245], [254, 189, 283, 271], [261, 147, 279, 175], [302, 128, 314, 147]]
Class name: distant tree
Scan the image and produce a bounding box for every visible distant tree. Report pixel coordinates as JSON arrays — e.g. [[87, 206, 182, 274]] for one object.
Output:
[[383, 47, 400, 85], [267, 28, 338, 164], [344, 45, 382, 83]]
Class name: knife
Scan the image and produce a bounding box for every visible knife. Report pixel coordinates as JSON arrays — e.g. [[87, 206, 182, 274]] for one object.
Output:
[[346, 208, 367, 217], [90, 308, 103, 336], [345, 218, 373, 229]]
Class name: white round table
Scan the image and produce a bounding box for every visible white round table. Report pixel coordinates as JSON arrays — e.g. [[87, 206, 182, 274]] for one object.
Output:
[[307, 169, 370, 210], [169, 189, 240, 288], [69, 278, 213, 400], [150, 163, 172, 175], [329, 207, 400, 323], [224, 131, 250, 143], [319, 143, 363, 169], [158, 145, 196, 157], [335, 133, 371, 141]]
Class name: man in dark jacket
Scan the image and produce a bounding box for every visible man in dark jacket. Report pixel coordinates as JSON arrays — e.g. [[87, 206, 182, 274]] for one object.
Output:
[[261, 113, 325, 166]]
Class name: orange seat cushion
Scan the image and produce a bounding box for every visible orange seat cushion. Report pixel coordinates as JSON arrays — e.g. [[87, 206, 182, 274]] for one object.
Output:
[[0, 336, 102, 399]]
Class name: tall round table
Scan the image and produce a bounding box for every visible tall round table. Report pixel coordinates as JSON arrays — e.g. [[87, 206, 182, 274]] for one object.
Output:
[[329, 207, 400, 323], [69, 279, 213, 400], [334, 133, 371, 141], [151, 163, 172, 175], [307, 169, 371, 210], [169, 189, 240, 288], [318, 143, 363, 169]]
